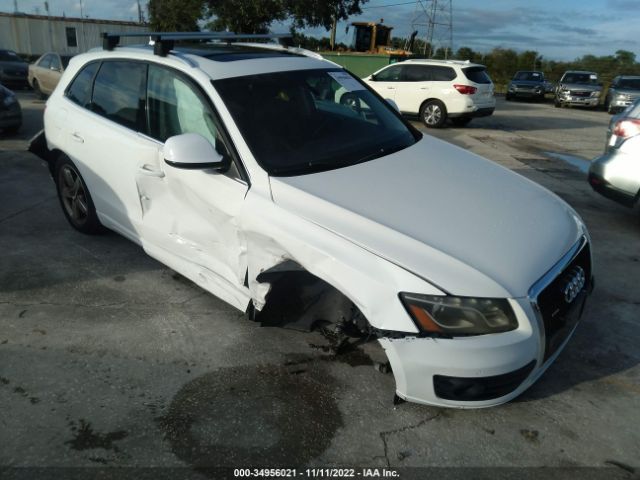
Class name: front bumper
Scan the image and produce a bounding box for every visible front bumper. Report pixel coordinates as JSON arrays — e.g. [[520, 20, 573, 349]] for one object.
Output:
[[557, 93, 599, 107], [509, 88, 545, 99], [380, 236, 592, 408]]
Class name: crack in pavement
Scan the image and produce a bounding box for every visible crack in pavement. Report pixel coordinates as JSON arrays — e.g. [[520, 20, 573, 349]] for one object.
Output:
[[379, 412, 442, 467], [0, 195, 56, 224]]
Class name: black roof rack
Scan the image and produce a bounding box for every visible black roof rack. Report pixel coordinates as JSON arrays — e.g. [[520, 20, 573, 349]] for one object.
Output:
[[101, 31, 293, 57]]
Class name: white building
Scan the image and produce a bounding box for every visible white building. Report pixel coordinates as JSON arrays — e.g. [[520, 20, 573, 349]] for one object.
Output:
[[0, 12, 150, 57]]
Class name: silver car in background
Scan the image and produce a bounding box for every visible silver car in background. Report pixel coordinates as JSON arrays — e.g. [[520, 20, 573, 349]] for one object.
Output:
[[588, 98, 640, 210], [555, 71, 602, 108], [604, 75, 640, 114]]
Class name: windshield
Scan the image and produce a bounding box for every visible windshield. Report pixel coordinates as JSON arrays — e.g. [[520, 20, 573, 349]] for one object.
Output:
[[513, 71, 543, 82], [618, 78, 640, 90], [562, 73, 598, 85], [0, 50, 23, 62], [213, 69, 419, 176]]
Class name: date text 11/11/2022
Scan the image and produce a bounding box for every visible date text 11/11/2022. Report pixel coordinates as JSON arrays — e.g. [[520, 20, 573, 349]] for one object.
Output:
[[233, 468, 400, 478]]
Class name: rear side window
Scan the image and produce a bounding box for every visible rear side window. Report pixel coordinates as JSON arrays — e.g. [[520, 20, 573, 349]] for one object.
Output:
[[463, 67, 492, 84], [66, 61, 99, 107], [92, 61, 146, 131], [430, 66, 457, 81]]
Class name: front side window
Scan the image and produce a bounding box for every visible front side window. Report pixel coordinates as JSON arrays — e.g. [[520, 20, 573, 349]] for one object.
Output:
[[147, 65, 218, 144], [214, 68, 420, 176], [374, 65, 403, 82], [146, 65, 239, 178], [49, 55, 61, 71], [38, 54, 52, 69], [91, 61, 146, 130], [66, 61, 99, 107]]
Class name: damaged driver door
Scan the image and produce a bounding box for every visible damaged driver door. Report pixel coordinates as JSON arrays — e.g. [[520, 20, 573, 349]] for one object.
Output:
[[134, 64, 250, 310]]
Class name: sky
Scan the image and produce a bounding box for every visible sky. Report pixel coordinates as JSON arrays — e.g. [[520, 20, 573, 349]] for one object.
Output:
[[1, 0, 639, 61]]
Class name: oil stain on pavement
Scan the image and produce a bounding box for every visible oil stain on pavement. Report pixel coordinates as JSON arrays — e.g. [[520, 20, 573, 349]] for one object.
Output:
[[158, 363, 342, 470]]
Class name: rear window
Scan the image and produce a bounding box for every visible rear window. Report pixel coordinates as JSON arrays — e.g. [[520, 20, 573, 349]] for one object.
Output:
[[463, 67, 492, 84]]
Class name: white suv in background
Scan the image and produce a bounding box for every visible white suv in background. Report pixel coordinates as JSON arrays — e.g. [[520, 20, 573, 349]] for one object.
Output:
[[31, 32, 591, 408], [365, 59, 496, 128]]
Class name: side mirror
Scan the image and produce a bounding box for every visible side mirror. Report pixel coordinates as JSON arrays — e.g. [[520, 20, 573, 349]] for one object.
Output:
[[369, 75, 376, 81], [386, 98, 400, 112], [164, 133, 228, 170]]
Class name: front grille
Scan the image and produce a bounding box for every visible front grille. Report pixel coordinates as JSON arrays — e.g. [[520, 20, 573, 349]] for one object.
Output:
[[535, 240, 591, 361], [434, 361, 536, 401], [571, 90, 591, 97]]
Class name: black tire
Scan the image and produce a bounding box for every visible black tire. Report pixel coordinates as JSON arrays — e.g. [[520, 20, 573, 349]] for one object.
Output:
[[54, 156, 103, 234], [32, 79, 47, 100], [420, 99, 447, 128], [451, 117, 472, 127], [554, 98, 561, 108], [505, 93, 512, 101]]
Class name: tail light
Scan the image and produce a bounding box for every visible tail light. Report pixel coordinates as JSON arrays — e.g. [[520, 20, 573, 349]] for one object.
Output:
[[612, 119, 640, 140], [453, 84, 477, 95]]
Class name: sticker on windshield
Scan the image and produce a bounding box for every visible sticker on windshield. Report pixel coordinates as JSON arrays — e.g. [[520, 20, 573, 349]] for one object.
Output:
[[590, 74, 597, 80], [328, 71, 366, 91]]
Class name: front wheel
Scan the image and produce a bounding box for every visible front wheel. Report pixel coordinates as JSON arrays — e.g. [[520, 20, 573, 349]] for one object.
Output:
[[420, 100, 447, 128], [55, 156, 103, 234], [554, 99, 561, 108], [32, 79, 46, 100]]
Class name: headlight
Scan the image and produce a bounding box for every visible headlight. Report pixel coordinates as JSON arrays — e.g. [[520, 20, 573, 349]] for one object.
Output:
[[400, 293, 518, 337], [508, 84, 515, 91], [617, 93, 631, 101], [590, 91, 600, 97]]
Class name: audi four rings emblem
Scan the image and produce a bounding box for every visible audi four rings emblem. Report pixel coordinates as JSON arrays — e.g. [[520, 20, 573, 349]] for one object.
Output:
[[563, 266, 586, 304]]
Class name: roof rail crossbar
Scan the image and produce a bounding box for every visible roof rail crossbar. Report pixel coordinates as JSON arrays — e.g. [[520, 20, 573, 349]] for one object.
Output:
[[101, 32, 293, 57]]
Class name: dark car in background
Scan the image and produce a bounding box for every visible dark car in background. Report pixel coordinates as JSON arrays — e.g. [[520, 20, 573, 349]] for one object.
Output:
[[589, 98, 640, 210], [506, 71, 546, 101], [604, 75, 640, 114], [0, 83, 22, 133], [0, 49, 29, 89], [555, 71, 602, 108]]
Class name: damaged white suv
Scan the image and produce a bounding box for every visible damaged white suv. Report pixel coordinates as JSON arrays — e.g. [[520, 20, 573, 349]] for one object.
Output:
[[31, 32, 593, 408]]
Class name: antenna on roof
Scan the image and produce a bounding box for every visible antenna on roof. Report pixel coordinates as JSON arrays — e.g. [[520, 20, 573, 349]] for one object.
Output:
[[101, 31, 293, 57]]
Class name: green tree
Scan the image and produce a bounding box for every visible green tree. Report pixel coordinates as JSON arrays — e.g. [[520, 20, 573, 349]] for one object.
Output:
[[615, 49, 636, 66], [148, 0, 204, 31], [206, 0, 369, 34]]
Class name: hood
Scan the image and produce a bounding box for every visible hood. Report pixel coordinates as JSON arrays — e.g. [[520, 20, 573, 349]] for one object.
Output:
[[0, 61, 28, 72], [510, 80, 544, 87], [612, 88, 640, 99], [559, 82, 601, 92], [269, 136, 583, 298]]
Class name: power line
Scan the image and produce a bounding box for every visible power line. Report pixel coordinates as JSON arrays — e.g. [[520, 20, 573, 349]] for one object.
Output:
[[361, 1, 416, 9]]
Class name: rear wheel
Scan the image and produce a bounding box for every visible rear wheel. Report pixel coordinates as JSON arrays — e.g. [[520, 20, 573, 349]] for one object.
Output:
[[554, 98, 561, 108], [420, 100, 447, 128], [55, 156, 103, 234], [505, 93, 512, 101]]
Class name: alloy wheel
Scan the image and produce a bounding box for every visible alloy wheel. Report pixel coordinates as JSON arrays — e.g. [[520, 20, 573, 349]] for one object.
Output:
[[59, 165, 88, 224]]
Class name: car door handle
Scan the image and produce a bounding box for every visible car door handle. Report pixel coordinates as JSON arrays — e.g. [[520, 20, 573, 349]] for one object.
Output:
[[386, 87, 395, 89], [70, 132, 84, 143], [138, 164, 165, 178]]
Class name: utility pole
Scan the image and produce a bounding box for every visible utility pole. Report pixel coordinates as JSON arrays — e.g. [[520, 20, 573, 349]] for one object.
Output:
[[329, 15, 337, 51], [407, 0, 453, 58], [13, 0, 18, 13], [45, 1, 54, 50], [137, 0, 143, 23]]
